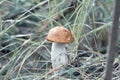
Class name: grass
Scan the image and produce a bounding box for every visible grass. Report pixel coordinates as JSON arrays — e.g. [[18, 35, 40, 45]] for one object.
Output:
[[0, 0, 120, 80]]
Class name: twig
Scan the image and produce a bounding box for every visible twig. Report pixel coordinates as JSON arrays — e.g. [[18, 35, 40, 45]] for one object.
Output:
[[104, 0, 120, 80]]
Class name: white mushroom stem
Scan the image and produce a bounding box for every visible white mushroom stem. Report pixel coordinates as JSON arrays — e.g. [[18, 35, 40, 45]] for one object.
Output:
[[51, 42, 68, 75]]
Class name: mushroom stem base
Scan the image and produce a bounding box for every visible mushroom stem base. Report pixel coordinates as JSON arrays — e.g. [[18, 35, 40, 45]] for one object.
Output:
[[51, 42, 68, 78]]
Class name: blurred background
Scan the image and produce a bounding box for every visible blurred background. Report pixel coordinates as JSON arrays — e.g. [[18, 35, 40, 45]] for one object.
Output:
[[0, 0, 120, 80]]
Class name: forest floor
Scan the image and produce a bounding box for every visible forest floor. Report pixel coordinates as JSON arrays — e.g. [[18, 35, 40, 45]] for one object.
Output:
[[0, 0, 120, 80]]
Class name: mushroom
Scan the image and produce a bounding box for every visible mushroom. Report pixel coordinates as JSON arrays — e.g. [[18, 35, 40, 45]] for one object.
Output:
[[46, 26, 74, 79]]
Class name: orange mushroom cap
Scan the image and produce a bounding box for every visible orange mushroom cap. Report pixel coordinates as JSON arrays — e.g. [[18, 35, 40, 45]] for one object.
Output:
[[46, 26, 74, 43]]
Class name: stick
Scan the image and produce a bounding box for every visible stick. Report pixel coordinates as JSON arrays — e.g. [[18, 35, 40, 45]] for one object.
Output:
[[104, 0, 120, 80]]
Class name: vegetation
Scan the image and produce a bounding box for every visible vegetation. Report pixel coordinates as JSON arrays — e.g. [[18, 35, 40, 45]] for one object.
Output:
[[0, 0, 120, 80]]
